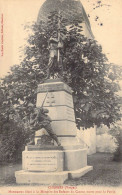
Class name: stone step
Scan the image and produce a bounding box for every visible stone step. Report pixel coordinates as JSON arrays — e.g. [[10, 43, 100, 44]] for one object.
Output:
[[15, 166, 93, 184]]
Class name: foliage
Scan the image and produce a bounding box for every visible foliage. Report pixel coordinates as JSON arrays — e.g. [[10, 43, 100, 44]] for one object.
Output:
[[96, 133, 118, 153], [0, 86, 30, 162], [62, 24, 121, 128], [113, 135, 122, 162], [0, 120, 29, 163], [109, 125, 122, 161], [0, 11, 121, 161], [0, 11, 121, 129], [0, 102, 30, 163]]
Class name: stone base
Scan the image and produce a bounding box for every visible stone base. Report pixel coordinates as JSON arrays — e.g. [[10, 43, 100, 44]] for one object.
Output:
[[57, 137, 85, 148], [26, 145, 63, 151], [68, 166, 93, 179], [24, 147, 88, 172], [15, 166, 93, 184], [15, 170, 68, 184], [15, 147, 93, 184], [64, 148, 87, 171]]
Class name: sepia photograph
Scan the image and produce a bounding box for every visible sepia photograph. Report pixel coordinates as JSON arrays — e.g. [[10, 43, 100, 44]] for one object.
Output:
[[0, 0, 122, 194]]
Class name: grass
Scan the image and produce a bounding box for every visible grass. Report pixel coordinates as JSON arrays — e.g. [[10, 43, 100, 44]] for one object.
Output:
[[65, 153, 122, 187], [0, 162, 21, 186], [0, 153, 121, 187]]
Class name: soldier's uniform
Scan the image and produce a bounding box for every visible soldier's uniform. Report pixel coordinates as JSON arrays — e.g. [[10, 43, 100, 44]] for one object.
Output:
[[28, 107, 61, 146], [37, 108, 61, 146], [46, 36, 63, 79]]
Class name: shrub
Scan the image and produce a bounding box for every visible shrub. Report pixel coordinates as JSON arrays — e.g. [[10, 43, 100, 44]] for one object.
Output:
[[96, 133, 118, 153], [0, 120, 29, 163]]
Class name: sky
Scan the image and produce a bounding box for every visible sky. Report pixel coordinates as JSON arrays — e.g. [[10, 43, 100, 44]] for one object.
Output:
[[0, 0, 122, 77]]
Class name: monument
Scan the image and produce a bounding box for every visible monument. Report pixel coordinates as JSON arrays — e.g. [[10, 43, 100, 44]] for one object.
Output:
[[15, 0, 93, 184]]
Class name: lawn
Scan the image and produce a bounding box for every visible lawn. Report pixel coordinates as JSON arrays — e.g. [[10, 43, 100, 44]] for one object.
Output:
[[0, 153, 121, 187], [65, 153, 122, 187]]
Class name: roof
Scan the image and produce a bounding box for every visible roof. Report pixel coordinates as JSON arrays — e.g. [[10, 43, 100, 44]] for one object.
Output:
[[37, 0, 94, 39]]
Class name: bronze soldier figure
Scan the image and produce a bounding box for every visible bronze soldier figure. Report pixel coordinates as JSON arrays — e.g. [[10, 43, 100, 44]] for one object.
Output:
[[38, 107, 61, 146], [46, 32, 63, 79], [28, 107, 61, 146]]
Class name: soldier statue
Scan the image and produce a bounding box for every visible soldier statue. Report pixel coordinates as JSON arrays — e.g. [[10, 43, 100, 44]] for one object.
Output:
[[46, 31, 64, 79], [28, 107, 61, 146]]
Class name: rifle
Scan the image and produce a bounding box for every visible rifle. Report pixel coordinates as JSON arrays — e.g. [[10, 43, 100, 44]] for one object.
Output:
[[40, 90, 48, 109], [57, 11, 61, 64], [32, 91, 49, 125]]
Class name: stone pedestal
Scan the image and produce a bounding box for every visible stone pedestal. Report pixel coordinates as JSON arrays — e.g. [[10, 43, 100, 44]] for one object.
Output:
[[15, 79, 93, 184], [15, 147, 92, 184], [36, 79, 77, 138]]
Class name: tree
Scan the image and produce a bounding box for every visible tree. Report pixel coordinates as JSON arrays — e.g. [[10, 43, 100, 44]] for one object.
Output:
[[0, 12, 121, 161], [0, 11, 121, 130], [0, 83, 30, 162]]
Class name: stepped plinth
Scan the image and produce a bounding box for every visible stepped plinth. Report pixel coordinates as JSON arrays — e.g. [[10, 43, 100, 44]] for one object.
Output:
[[15, 79, 93, 184]]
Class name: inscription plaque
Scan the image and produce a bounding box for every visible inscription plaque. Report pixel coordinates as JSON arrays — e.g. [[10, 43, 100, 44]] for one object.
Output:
[[24, 153, 57, 172]]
